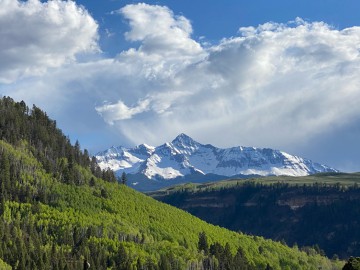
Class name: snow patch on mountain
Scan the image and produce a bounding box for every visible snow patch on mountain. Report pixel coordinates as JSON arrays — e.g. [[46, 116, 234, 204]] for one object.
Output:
[[96, 133, 339, 188]]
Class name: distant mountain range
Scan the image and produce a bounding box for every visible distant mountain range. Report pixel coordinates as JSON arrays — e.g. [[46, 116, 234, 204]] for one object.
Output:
[[96, 133, 338, 191]]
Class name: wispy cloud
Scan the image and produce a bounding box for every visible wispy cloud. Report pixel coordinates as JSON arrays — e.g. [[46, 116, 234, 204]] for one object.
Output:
[[96, 99, 151, 123]]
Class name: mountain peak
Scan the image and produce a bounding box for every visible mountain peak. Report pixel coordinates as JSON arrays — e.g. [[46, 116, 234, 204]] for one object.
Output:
[[172, 133, 196, 144], [171, 134, 201, 152], [96, 135, 339, 191]]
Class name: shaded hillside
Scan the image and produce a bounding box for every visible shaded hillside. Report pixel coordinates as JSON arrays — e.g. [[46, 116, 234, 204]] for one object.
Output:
[[151, 177, 360, 259], [0, 97, 342, 269]]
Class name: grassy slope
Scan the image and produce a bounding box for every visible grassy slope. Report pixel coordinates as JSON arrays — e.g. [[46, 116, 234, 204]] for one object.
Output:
[[1, 140, 343, 270]]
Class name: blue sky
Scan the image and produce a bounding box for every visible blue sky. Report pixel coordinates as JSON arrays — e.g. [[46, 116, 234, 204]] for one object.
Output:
[[1, 0, 360, 172], [79, 0, 360, 55]]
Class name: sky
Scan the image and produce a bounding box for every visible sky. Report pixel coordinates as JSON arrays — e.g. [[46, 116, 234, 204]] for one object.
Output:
[[1, 0, 360, 172]]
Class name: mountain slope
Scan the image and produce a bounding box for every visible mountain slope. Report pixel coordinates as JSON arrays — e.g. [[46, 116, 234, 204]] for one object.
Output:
[[96, 133, 338, 191], [0, 140, 343, 270], [0, 97, 343, 269], [150, 175, 360, 259]]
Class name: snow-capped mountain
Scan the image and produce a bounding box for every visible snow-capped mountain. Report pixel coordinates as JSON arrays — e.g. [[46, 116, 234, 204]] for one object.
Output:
[[96, 133, 338, 191]]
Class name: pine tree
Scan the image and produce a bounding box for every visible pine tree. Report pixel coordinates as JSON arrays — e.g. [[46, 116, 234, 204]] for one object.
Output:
[[233, 247, 248, 270], [159, 254, 171, 270], [0, 152, 11, 198], [121, 172, 127, 185], [198, 231, 209, 255], [222, 243, 233, 270]]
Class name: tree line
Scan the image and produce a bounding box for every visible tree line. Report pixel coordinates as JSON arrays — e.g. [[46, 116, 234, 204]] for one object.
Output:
[[0, 96, 116, 185]]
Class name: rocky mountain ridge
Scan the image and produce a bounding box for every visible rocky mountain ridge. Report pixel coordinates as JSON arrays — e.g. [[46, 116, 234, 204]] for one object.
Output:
[[96, 133, 338, 191]]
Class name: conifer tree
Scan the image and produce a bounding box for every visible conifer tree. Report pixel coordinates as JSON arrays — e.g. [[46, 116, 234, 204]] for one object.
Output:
[[198, 231, 209, 255], [121, 171, 127, 185]]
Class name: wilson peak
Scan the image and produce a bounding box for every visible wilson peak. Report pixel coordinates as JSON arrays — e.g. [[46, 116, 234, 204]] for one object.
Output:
[[172, 133, 197, 145], [96, 134, 338, 191]]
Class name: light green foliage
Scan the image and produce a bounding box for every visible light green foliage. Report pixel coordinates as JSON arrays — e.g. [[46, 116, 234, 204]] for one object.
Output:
[[0, 140, 344, 270], [0, 97, 345, 269], [0, 258, 11, 270]]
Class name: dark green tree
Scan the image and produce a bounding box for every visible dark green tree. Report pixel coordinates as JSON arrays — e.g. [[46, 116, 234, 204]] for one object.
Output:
[[221, 243, 233, 270], [101, 188, 109, 199], [198, 231, 209, 255], [136, 258, 143, 270], [121, 172, 127, 185], [343, 257, 360, 270], [233, 247, 248, 270], [159, 254, 171, 270]]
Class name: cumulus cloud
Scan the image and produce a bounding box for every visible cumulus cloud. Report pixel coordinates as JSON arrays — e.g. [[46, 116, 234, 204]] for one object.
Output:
[[197, 19, 360, 143], [3, 3, 360, 171], [119, 3, 202, 58], [94, 14, 360, 150], [98, 11, 360, 171], [113, 3, 205, 81], [0, 0, 98, 83]]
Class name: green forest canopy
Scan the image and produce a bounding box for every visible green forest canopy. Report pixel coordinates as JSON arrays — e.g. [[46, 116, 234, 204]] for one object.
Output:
[[0, 96, 344, 269]]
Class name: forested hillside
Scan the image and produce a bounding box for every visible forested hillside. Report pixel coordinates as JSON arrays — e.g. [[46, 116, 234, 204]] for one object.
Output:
[[151, 178, 360, 259], [0, 97, 343, 269]]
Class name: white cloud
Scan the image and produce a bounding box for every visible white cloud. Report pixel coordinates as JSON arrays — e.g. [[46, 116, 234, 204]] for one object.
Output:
[[0, 0, 98, 83], [102, 12, 360, 171], [3, 3, 360, 171], [107, 16, 360, 150], [119, 3, 202, 58], [96, 99, 151, 123], [113, 3, 205, 81]]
